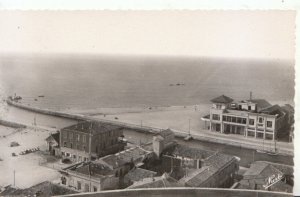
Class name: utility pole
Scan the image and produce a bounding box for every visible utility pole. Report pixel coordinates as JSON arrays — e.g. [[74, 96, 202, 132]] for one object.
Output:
[[188, 119, 191, 135], [13, 170, 15, 187]]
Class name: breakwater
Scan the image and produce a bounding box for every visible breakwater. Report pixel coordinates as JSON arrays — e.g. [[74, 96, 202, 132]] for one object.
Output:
[[5, 98, 293, 156], [0, 119, 26, 128]]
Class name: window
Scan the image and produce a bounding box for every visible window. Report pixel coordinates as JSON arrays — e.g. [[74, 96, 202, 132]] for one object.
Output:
[[249, 119, 254, 125], [77, 134, 80, 141], [212, 114, 220, 121], [223, 116, 227, 121], [63, 131, 67, 139], [63, 142, 67, 147], [232, 117, 236, 123], [258, 117, 264, 123], [83, 146, 86, 151], [93, 186, 97, 192], [77, 181, 81, 190], [69, 132, 73, 139], [83, 135, 86, 142], [267, 121, 273, 128], [237, 118, 242, 124], [70, 143, 73, 149], [248, 106, 251, 111], [73, 155, 76, 159], [242, 118, 247, 124]]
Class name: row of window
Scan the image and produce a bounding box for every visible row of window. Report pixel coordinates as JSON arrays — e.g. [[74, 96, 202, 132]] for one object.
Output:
[[249, 118, 273, 128], [63, 141, 86, 151], [63, 131, 87, 142], [223, 116, 247, 124], [211, 114, 273, 128]]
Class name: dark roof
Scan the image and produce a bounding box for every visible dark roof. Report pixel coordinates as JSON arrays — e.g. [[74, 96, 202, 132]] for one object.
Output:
[[281, 104, 294, 114], [163, 144, 214, 159], [62, 121, 122, 135], [251, 161, 293, 177], [210, 95, 233, 103], [124, 168, 157, 183], [68, 162, 113, 177], [0, 181, 77, 196], [239, 161, 293, 193], [182, 153, 237, 187], [127, 173, 183, 189], [259, 105, 285, 117], [45, 132, 60, 143], [247, 99, 272, 110]]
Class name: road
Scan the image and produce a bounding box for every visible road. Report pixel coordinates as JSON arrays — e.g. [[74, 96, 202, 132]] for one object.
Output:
[[2, 105, 294, 167]]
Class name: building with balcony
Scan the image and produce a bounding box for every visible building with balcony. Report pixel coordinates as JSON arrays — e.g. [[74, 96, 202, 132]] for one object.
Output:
[[59, 121, 126, 162], [201, 95, 289, 141]]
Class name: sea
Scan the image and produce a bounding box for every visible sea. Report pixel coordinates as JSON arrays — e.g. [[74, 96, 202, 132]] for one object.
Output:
[[0, 54, 295, 112]]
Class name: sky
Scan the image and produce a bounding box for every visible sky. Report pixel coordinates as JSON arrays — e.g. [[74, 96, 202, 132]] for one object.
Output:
[[0, 10, 296, 60]]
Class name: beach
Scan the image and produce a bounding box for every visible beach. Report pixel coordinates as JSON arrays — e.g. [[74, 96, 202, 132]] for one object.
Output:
[[0, 126, 60, 188]]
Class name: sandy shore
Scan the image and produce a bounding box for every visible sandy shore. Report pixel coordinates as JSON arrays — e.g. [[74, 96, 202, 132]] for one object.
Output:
[[62, 104, 211, 134], [0, 126, 60, 188]]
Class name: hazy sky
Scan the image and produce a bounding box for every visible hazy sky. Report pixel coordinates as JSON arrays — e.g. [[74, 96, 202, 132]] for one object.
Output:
[[0, 10, 295, 60]]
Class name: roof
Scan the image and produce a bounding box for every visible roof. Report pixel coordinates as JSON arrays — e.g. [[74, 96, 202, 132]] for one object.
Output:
[[155, 129, 174, 138], [163, 144, 214, 160], [0, 181, 77, 197], [67, 162, 113, 177], [182, 153, 237, 187], [247, 99, 272, 110], [238, 161, 293, 193], [62, 121, 122, 135], [99, 146, 152, 169], [281, 104, 294, 114], [127, 173, 183, 189], [259, 105, 285, 117], [124, 168, 157, 183], [45, 132, 60, 143], [210, 95, 233, 103]]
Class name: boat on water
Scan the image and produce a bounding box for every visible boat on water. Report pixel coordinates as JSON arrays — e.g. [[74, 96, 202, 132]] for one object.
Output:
[[38, 95, 45, 97]]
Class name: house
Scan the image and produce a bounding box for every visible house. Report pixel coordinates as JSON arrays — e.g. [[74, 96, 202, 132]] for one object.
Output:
[[179, 153, 239, 188], [45, 132, 60, 156], [161, 144, 239, 187], [59, 121, 126, 162], [127, 173, 183, 189], [60, 161, 120, 192], [153, 129, 175, 158], [236, 161, 293, 193], [59, 145, 156, 192], [96, 146, 155, 178], [201, 94, 289, 141]]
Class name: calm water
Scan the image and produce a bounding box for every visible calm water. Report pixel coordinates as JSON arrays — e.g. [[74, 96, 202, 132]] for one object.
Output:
[[0, 54, 295, 112]]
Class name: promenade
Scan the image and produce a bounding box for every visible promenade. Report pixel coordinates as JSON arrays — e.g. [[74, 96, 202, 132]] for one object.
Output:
[[3, 98, 294, 156]]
